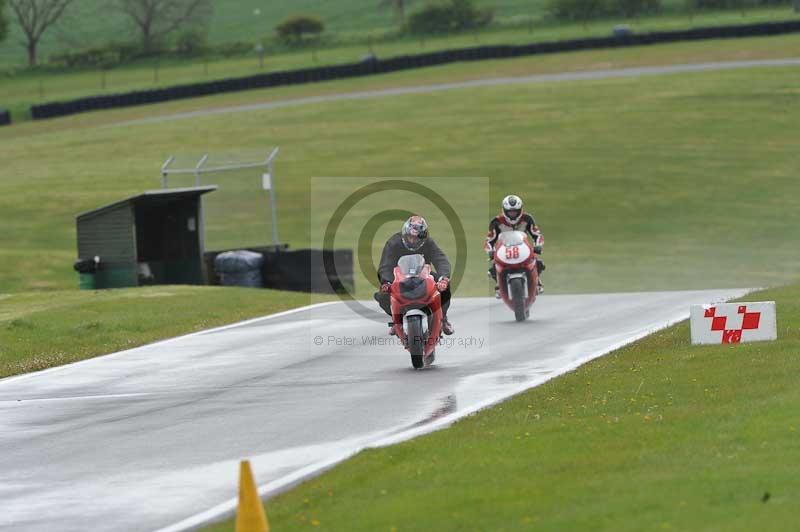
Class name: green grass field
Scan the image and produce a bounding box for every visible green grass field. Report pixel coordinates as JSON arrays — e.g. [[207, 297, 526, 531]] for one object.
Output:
[[2, 36, 798, 378], [204, 283, 800, 531], [0, 0, 532, 66], [2, 31, 798, 531], [1, 6, 798, 122], [3, 0, 793, 67], [2, 37, 799, 294], [4, 32, 799, 137], [0, 286, 325, 378]]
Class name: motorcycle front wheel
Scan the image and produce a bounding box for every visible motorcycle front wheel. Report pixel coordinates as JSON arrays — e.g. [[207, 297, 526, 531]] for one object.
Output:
[[510, 277, 528, 322], [406, 315, 425, 369]]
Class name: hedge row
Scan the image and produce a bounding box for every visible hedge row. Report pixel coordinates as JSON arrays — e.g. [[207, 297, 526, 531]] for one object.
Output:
[[30, 19, 800, 121], [0, 109, 10, 126]]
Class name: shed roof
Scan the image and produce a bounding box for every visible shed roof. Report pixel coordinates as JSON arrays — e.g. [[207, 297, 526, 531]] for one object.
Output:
[[76, 186, 217, 222]]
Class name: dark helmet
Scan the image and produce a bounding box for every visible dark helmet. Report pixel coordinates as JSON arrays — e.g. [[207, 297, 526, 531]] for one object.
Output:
[[502, 194, 524, 225], [401, 215, 428, 251]]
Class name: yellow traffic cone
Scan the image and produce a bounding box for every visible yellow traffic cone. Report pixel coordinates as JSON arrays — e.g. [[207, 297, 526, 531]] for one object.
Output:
[[235, 460, 270, 532]]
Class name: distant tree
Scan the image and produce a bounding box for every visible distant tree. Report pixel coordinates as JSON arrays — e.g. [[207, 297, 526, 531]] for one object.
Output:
[[0, 0, 9, 44], [407, 2, 451, 34], [450, 0, 493, 29], [8, 0, 74, 66], [617, 0, 661, 17], [116, 0, 212, 53], [174, 27, 207, 56], [275, 15, 324, 46], [379, 0, 414, 25], [546, 0, 612, 25], [407, 0, 493, 34], [692, 0, 733, 7], [690, 0, 761, 7]]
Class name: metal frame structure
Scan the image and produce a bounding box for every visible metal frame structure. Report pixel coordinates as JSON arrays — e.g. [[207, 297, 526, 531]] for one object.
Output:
[[161, 147, 280, 246]]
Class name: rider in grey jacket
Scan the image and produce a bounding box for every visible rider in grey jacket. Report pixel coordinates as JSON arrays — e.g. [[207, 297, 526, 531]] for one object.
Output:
[[374, 216, 454, 335]]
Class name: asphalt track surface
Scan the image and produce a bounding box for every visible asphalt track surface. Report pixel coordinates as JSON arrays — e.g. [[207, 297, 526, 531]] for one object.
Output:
[[0, 289, 750, 531], [112, 58, 800, 127]]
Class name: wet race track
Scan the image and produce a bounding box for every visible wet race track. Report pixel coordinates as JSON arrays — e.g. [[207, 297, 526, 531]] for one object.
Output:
[[0, 289, 749, 531]]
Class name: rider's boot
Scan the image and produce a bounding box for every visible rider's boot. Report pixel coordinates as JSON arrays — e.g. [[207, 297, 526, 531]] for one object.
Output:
[[441, 315, 455, 335], [494, 285, 501, 299], [388, 322, 397, 336], [536, 261, 546, 295]]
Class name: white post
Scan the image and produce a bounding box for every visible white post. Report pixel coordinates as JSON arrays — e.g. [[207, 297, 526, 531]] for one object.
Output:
[[161, 155, 174, 188], [266, 147, 280, 247], [195, 154, 209, 187]]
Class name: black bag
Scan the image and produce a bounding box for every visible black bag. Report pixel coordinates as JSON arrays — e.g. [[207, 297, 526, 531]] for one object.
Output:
[[74, 256, 100, 273]]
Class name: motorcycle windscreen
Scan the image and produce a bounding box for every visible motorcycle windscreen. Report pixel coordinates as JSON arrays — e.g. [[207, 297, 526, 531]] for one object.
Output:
[[397, 254, 426, 276], [399, 277, 428, 300], [498, 231, 525, 246]]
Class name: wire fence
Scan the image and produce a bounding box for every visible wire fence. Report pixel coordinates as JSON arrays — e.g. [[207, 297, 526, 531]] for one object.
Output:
[[161, 148, 280, 251]]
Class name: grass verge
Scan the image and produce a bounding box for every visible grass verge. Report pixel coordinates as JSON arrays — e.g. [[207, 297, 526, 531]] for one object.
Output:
[[204, 282, 800, 531], [4, 32, 800, 137], [2, 7, 797, 122], [0, 286, 326, 378], [2, 43, 799, 295]]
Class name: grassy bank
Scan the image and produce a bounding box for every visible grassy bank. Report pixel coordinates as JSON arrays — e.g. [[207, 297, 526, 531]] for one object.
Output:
[[2, 40, 799, 295], [205, 283, 800, 531], [1, 0, 795, 67], [4, 33, 799, 138], [0, 286, 323, 378], [2, 6, 797, 122], [2, 39, 797, 379]]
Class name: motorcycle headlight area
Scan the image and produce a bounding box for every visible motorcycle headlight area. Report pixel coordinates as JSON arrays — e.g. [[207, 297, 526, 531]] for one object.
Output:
[[399, 277, 428, 300]]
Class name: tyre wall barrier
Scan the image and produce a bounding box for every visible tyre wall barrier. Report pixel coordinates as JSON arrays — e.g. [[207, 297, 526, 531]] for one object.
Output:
[[204, 247, 354, 294], [29, 19, 800, 121]]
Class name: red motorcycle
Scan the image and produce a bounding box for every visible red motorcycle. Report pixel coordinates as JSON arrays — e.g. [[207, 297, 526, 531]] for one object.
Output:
[[494, 231, 539, 322], [389, 254, 443, 369]]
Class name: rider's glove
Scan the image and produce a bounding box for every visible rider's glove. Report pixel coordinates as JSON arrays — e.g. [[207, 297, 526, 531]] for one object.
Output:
[[436, 277, 449, 292], [380, 282, 391, 293]]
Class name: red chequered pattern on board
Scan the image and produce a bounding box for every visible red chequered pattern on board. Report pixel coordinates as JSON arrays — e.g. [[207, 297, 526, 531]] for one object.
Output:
[[703, 305, 761, 344]]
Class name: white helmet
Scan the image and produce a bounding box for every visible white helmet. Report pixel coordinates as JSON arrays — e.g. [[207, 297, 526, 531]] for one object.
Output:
[[502, 195, 524, 225]]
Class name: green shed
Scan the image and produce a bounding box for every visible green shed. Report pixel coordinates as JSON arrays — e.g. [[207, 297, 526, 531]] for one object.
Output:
[[75, 186, 217, 289]]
